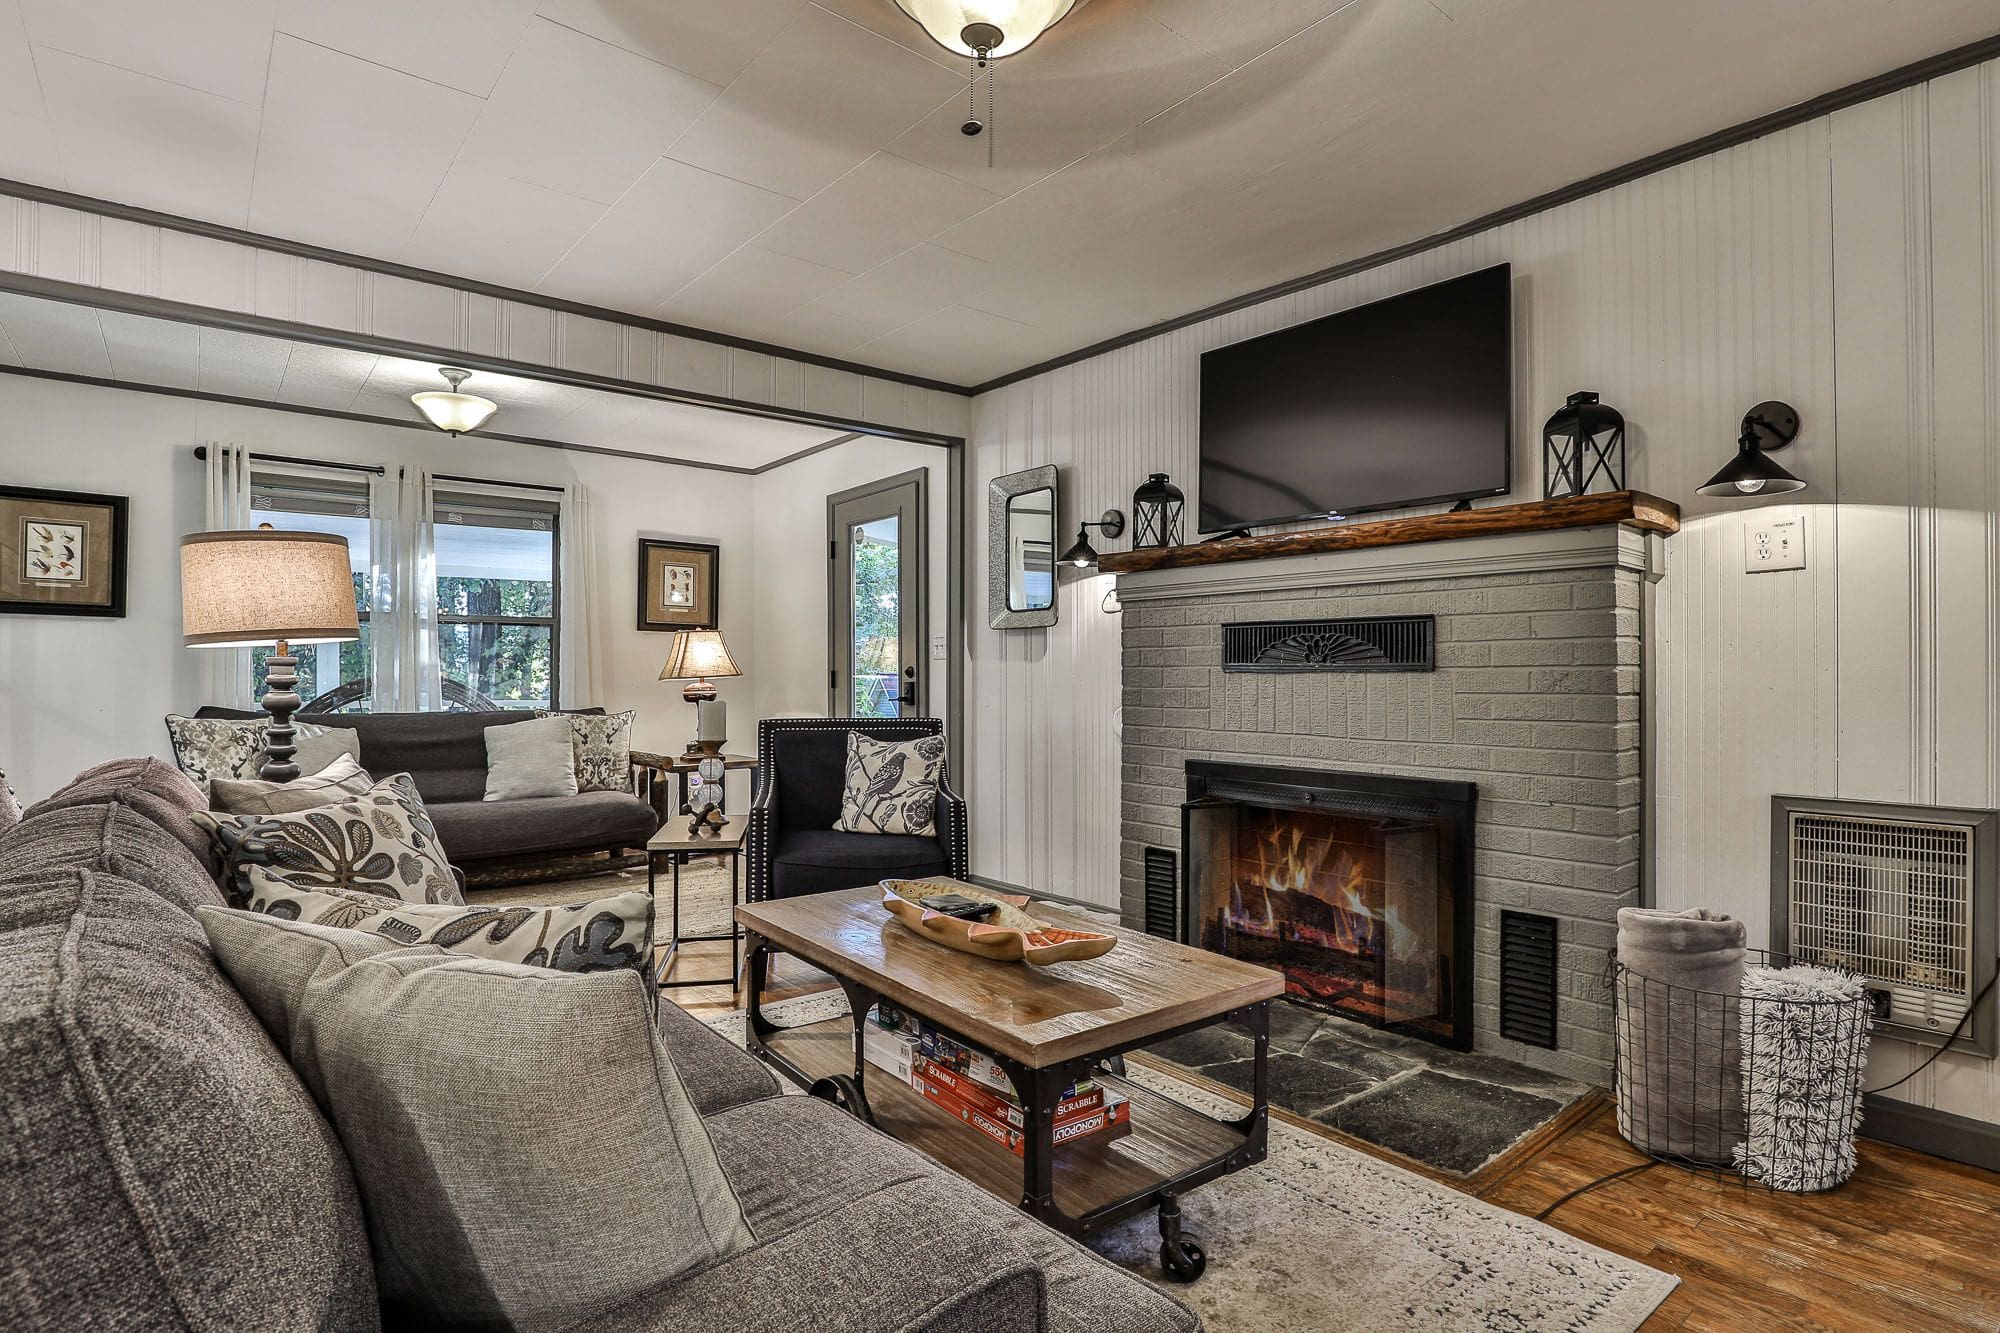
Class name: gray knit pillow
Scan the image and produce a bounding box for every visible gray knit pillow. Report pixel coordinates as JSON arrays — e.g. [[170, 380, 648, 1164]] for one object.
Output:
[[196, 908, 753, 1329]]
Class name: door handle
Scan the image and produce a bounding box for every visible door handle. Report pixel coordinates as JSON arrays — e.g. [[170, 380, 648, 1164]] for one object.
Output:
[[898, 666, 917, 706]]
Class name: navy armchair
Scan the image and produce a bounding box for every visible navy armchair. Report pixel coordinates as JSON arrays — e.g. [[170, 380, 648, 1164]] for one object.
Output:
[[746, 718, 968, 904]]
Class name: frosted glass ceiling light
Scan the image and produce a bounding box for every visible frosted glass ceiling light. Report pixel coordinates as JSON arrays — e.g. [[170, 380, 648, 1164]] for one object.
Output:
[[411, 366, 498, 436], [893, 1, 1081, 164], [890, 1, 1080, 59]]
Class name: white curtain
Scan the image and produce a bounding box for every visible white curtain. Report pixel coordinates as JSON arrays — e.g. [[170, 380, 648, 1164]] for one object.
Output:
[[373, 467, 442, 712], [199, 443, 255, 707], [559, 481, 601, 708]]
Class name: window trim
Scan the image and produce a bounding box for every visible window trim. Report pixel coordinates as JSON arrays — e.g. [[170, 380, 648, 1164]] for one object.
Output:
[[432, 493, 562, 710]]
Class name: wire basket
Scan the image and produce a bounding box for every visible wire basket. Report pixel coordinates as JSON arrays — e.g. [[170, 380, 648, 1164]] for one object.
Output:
[[1612, 948, 1872, 1192]]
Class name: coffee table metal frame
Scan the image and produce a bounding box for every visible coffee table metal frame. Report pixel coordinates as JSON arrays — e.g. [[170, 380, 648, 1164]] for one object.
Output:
[[740, 933, 1269, 1281]]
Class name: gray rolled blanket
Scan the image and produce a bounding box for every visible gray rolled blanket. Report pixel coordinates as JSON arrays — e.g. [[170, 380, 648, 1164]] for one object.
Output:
[[1614, 906, 1747, 1163]]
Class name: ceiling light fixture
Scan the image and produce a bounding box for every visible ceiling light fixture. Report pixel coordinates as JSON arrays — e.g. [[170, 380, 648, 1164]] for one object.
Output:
[[411, 366, 498, 436], [892, 1, 1080, 164]]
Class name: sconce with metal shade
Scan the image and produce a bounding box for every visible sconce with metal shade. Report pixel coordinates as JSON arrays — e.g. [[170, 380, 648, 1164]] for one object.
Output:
[[180, 526, 361, 782], [1059, 509, 1125, 569], [1696, 401, 1806, 497]]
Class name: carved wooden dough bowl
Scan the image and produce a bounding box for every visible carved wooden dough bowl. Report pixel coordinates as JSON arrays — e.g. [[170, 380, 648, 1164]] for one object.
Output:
[[879, 879, 1117, 965]]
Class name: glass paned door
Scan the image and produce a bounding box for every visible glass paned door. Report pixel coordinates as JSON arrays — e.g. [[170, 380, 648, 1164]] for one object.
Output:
[[830, 472, 926, 718]]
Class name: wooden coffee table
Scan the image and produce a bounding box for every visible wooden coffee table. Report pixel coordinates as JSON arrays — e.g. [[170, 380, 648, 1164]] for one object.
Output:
[[735, 880, 1283, 1281]]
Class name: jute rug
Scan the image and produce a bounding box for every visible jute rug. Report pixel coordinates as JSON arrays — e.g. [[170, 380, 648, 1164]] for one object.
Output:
[[464, 859, 738, 937], [701, 992, 1678, 1333]]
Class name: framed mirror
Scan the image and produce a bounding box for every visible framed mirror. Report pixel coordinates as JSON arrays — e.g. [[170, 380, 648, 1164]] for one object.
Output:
[[987, 465, 1059, 629]]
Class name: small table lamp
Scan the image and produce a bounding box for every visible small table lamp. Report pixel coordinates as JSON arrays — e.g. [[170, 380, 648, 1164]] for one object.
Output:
[[181, 526, 361, 782], [659, 628, 741, 757]]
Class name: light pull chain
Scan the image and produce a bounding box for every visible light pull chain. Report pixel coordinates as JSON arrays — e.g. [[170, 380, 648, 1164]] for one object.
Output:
[[986, 53, 995, 168], [960, 47, 996, 168]]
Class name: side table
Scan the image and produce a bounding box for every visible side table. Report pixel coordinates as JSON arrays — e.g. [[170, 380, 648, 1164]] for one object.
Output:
[[646, 824, 744, 990]]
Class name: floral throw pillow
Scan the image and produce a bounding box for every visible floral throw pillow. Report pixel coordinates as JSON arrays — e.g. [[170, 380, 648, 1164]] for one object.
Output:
[[535, 709, 635, 793], [165, 716, 266, 792], [833, 732, 946, 836], [198, 771, 462, 907], [243, 884, 653, 978]]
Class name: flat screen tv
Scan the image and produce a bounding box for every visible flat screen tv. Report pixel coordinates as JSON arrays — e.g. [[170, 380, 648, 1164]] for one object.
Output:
[[1198, 264, 1511, 533]]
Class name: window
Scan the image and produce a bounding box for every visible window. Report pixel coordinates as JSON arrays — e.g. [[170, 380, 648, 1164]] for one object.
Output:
[[434, 490, 559, 711], [249, 472, 372, 709]]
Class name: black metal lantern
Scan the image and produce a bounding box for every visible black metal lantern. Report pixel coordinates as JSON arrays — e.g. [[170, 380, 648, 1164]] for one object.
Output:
[[1132, 472, 1185, 548], [1542, 391, 1626, 499]]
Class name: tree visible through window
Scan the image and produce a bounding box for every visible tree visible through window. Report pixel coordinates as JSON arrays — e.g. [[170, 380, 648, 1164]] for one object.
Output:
[[249, 472, 372, 709], [851, 525, 900, 717], [435, 491, 559, 710]]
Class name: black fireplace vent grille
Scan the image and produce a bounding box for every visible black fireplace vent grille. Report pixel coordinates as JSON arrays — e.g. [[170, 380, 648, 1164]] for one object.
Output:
[[1142, 847, 1178, 939], [1499, 911, 1560, 1049], [1222, 615, 1434, 673]]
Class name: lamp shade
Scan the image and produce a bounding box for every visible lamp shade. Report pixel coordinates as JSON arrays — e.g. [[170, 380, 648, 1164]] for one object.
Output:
[[658, 629, 742, 682], [181, 530, 361, 648], [1695, 445, 1806, 497], [891, 0, 1079, 57], [1059, 525, 1099, 568]]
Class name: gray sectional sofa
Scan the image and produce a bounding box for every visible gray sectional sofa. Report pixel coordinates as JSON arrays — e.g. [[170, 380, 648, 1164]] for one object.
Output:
[[0, 754, 1200, 1333]]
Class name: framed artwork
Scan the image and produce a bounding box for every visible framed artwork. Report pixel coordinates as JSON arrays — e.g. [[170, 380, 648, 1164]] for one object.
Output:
[[637, 538, 719, 632], [0, 485, 128, 618]]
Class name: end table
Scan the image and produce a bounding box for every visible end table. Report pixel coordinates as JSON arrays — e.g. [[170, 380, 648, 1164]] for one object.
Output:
[[646, 823, 744, 990]]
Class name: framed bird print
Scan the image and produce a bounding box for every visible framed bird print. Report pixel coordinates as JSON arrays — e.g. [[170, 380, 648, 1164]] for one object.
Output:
[[636, 538, 718, 631], [0, 485, 128, 618]]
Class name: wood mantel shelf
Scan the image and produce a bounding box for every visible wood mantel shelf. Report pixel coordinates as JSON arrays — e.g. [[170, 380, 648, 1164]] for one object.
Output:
[[1098, 490, 1679, 575]]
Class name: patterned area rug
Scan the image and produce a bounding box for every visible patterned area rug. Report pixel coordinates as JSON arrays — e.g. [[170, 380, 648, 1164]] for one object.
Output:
[[700, 993, 1678, 1333]]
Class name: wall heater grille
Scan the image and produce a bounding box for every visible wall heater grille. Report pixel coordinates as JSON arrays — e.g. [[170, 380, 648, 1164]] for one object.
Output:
[[1774, 796, 1998, 1056], [1221, 616, 1434, 673]]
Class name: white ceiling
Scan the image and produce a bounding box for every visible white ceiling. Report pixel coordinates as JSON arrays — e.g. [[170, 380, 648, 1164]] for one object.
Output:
[[0, 0, 1995, 386], [0, 290, 845, 469]]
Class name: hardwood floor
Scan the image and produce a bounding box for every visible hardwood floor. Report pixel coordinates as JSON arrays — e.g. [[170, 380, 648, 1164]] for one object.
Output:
[[663, 938, 2000, 1331]]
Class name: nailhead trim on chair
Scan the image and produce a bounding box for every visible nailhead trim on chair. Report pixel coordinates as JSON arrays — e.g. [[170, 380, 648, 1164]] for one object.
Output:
[[748, 717, 965, 904]]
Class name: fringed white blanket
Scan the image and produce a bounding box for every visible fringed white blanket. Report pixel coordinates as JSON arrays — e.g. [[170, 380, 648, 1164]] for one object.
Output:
[[1733, 965, 1871, 1192]]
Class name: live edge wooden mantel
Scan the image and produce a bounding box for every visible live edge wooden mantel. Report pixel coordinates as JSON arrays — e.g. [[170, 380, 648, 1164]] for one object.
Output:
[[1096, 491, 1680, 575]]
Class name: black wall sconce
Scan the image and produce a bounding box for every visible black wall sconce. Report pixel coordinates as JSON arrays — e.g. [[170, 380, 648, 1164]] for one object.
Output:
[[1696, 401, 1805, 497], [1060, 508, 1125, 568]]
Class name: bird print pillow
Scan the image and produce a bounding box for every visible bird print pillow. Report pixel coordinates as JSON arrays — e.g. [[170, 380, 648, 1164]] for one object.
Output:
[[833, 732, 946, 836]]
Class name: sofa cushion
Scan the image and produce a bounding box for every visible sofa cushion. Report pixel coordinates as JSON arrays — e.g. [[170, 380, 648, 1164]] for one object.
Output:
[[0, 866, 378, 1332], [834, 731, 946, 836], [244, 884, 653, 977], [198, 908, 754, 1332], [429, 789, 658, 861], [538, 708, 636, 793], [23, 755, 215, 873], [653, 990, 781, 1116], [704, 1095, 1199, 1333], [210, 753, 375, 815], [199, 771, 461, 907], [0, 800, 226, 916], [770, 828, 948, 899]]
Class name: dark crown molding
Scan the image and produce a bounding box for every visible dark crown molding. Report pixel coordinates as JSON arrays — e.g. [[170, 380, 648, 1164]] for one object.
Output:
[[0, 176, 970, 397], [968, 28, 2000, 395]]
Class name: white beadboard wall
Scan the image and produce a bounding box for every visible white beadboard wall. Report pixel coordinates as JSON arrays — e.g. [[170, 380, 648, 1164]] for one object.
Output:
[[0, 194, 972, 442], [965, 60, 2000, 1124]]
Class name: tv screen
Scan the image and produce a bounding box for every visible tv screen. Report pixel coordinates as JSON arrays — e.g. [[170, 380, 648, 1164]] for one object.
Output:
[[1198, 264, 1511, 532]]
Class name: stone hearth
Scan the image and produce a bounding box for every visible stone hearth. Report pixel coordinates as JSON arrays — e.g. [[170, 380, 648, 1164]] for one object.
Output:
[[1117, 525, 1660, 1086]]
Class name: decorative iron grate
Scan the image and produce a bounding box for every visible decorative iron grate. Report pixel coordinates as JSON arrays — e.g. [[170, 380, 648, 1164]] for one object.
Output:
[[1143, 847, 1178, 940], [1222, 616, 1434, 673], [1776, 798, 1994, 1054], [1499, 911, 1559, 1049]]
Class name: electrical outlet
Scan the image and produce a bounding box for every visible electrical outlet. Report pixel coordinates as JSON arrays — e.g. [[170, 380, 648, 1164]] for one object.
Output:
[[1744, 511, 1806, 572]]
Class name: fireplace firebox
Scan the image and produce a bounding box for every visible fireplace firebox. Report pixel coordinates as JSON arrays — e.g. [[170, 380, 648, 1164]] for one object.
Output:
[[1182, 761, 1476, 1049]]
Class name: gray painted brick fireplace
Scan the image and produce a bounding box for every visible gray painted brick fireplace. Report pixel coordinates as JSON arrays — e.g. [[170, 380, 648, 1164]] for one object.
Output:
[[1115, 526, 1660, 1086]]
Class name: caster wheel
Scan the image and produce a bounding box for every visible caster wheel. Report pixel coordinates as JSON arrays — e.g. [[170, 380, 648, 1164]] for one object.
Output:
[[1159, 1237, 1206, 1283], [807, 1074, 873, 1124]]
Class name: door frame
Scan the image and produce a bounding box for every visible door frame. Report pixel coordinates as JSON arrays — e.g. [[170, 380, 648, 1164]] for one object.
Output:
[[827, 467, 930, 719]]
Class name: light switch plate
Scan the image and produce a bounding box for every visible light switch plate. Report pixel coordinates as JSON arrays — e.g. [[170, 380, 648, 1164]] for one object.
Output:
[[930, 634, 948, 660], [1745, 511, 1806, 572]]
